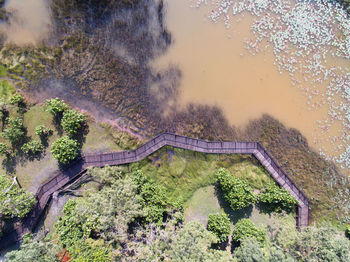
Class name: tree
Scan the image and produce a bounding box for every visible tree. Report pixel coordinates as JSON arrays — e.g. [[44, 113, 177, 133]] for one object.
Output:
[[232, 219, 266, 245], [0, 175, 36, 218], [2, 117, 26, 145], [51, 136, 79, 164], [258, 183, 298, 213], [9, 93, 25, 107], [4, 234, 60, 262], [21, 140, 44, 155], [207, 213, 231, 242], [61, 109, 86, 136], [215, 168, 256, 210], [0, 142, 9, 156], [166, 221, 232, 262], [45, 98, 68, 118], [233, 238, 266, 262], [35, 125, 53, 138]]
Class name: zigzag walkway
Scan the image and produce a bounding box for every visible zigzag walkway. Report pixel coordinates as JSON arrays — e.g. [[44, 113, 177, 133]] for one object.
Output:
[[0, 133, 309, 250]]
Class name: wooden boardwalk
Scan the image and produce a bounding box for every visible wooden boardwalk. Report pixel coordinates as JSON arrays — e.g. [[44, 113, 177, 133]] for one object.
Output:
[[0, 133, 309, 249]]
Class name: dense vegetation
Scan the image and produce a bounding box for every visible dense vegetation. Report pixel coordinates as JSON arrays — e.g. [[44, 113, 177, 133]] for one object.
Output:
[[51, 136, 79, 165], [207, 213, 231, 242]]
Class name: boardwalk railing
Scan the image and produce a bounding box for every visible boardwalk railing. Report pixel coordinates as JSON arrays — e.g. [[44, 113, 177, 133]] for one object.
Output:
[[0, 133, 309, 250]]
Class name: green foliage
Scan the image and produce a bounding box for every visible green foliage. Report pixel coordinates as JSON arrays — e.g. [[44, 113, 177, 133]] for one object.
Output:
[[45, 97, 68, 117], [61, 109, 86, 136], [51, 136, 79, 164], [9, 93, 25, 106], [232, 219, 266, 245], [167, 221, 232, 262], [215, 168, 256, 210], [207, 213, 231, 242], [35, 125, 53, 137], [2, 117, 26, 144], [4, 234, 60, 262], [233, 238, 266, 262], [0, 142, 9, 155], [0, 175, 36, 218], [346, 225, 350, 239], [132, 170, 181, 225], [258, 183, 298, 213], [21, 140, 44, 155], [68, 238, 112, 262]]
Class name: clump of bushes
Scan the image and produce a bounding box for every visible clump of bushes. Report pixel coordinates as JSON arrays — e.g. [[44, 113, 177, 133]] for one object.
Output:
[[207, 213, 231, 242], [215, 168, 256, 210], [35, 125, 53, 138], [0, 142, 9, 156], [258, 183, 298, 213], [45, 97, 68, 118], [21, 141, 44, 156], [2, 117, 26, 145], [51, 136, 79, 164], [62, 109, 86, 136], [232, 219, 266, 245], [9, 93, 25, 107]]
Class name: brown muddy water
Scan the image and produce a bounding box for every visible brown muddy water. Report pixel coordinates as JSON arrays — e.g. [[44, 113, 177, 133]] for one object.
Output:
[[153, 0, 347, 164], [0, 0, 51, 45]]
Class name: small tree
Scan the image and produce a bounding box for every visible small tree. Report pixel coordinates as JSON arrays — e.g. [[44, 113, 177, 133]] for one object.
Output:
[[45, 98, 68, 118], [2, 117, 26, 145], [35, 125, 53, 138], [207, 213, 231, 242], [0, 142, 9, 156], [9, 93, 25, 106], [61, 109, 86, 137], [258, 183, 298, 213], [215, 168, 256, 210], [51, 136, 79, 164], [21, 141, 44, 155], [232, 219, 266, 246]]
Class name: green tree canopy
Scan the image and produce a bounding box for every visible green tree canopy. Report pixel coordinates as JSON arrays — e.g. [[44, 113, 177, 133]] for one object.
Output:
[[0, 175, 36, 218], [51, 136, 79, 164], [35, 125, 53, 138], [215, 168, 256, 210], [0, 142, 9, 156], [207, 213, 231, 242], [21, 140, 44, 155], [2, 117, 26, 145], [61, 109, 86, 136], [45, 98, 68, 117], [232, 219, 266, 245]]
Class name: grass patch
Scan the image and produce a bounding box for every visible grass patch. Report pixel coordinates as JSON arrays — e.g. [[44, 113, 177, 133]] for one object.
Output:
[[0, 80, 15, 103]]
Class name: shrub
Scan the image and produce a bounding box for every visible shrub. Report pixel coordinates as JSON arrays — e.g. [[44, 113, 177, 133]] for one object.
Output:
[[35, 125, 53, 137], [232, 219, 266, 245], [21, 141, 44, 155], [215, 168, 256, 210], [45, 98, 68, 117], [0, 142, 9, 156], [346, 225, 350, 239], [2, 117, 25, 144], [0, 175, 36, 218], [51, 136, 79, 164], [207, 213, 231, 242], [9, 93, 24, 106], [258, 183, 298, 213], [61, 109, 86, 136]]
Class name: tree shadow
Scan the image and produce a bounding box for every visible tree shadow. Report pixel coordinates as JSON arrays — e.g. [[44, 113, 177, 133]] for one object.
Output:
[[215, 185, 253, 224], [71, 123, 89, 149], [52, 116, 63, 136], [2, 154, 17, 174]]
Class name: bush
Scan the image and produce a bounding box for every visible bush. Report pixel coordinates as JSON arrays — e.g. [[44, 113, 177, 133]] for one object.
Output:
[[346, 225, 350, 239], [215, 168, 256, 210], [21, 141, 44, 155], [35, 125, 53, 138], [45, 98, 68, 117], [61, 109, 86, 137], [0, 142, 9, 156], [0, 175, 36, 218], [207, 213, 231, 242], [258, 183, 298, 213], [9, 93, 24, 106], [232, 219, 266, 245], [2, 117, 26, 144], [51, 136, 79, 164]]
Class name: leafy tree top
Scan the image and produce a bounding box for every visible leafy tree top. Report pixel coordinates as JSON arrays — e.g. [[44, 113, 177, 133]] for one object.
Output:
[[207, 213, 231, 242], [9, 93, 25, 106], [2, 117, 26, 144], [51, 136, 79, 164], [61, 109, 86, 136], [215, 168, 256, 210], [21, 140, 44, 155], [0, 175, 36, 218], [232, 219, 266, 245], [45, 98, 68, 116]]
